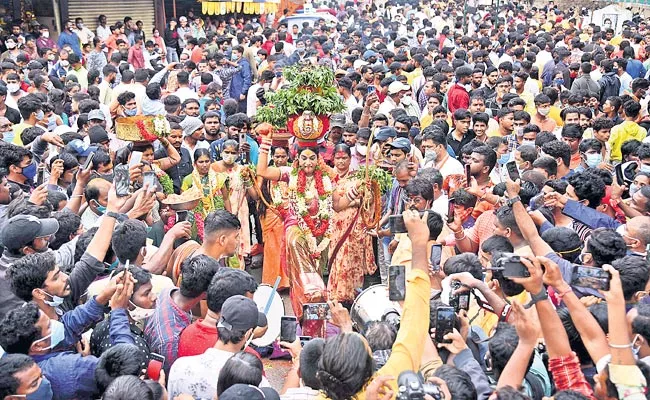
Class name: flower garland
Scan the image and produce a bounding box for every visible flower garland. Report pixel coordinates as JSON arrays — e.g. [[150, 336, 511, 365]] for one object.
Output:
[[152, 115, 171, 138], [278, 165, 333, 259], [152, 165, 174, 195], [164, 211, 205, 242], [191, 169, 227, 216], [135, 120, 158, 142]]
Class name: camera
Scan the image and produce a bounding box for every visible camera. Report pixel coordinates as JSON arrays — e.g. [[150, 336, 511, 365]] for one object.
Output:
[[397, 370, 442, 400], [494, 253, 530, 278]]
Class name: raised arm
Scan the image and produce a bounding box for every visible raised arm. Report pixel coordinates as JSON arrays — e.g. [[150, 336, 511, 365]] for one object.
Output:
[[257, 136, 281, 181], [154, 137, 181, 171], [505, 178, 554, 256]]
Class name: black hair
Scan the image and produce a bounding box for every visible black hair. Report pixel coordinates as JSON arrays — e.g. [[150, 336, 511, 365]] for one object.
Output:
[[612, 255, 650, 301], [0, 354, 36, 399], [216, 326, 249, 345], [471, 145, 497, 172], [114, 264, 151, 294], [561, 124, 582, 139], [489, 323, 534, 380], [300, 338, 326, 389], [632, 303, 650, 342], [433, 365, 477, 400], [443, 253, 482, 280], [49, 210, 81, 250], [481, 235, 514, 255], [542, 140, 571, 167], [567, 171, 606, 208], [216, 352, 264, 396], [204, 210, 242, 239], [586, 228, 628, 268], [111, 220, 147, 264], [495, 205, 522, 238], [0, 302, 42, 354], [102, 375, 154, 400], [179, 254, 221, 298], [207, 268, 258, 314], [541, 227, 582, 262], [95, 343, 148, 393], [450, 188, 477, 209], [7, 252, 57, 301], [317, 333, 374, 400]]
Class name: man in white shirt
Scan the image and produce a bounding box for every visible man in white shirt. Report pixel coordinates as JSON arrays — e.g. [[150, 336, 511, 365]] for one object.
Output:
[[421, 127, 464, 178], [173, 71, 200, 103], [377, 81, 408, 117], [96, 15, 111, 41], [72, 17, 95, 45], [338, 77, 359, 121], [247, 70, 274, 118], [168, 295, 269, 400]]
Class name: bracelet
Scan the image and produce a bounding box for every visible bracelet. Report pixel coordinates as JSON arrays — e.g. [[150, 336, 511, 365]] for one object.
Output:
[[259, 149, 269, 155], [499, 303, 512, 322], [70, 194, 83, 198], [609, 342, 634, 348]]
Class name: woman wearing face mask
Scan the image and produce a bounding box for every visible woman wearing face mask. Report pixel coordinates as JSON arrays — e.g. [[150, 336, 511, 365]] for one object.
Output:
[[329, 144, 376, 305], [90, 265, 155, 358], [151, 28, 167, 62], [257, 146, 290, 288], [211, 140, 258, 268]]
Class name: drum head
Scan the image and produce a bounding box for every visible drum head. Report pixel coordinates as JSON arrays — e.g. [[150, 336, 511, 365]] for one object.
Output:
[[351, 284, 401, 331], [252, 284, 286, 347]]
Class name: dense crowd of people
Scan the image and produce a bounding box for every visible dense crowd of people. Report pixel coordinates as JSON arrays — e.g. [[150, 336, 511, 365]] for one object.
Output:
[[1, 0, 650, 399]]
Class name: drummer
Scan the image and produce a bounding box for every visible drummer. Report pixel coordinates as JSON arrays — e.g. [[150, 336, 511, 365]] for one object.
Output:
[[178, 268, 268, 360]]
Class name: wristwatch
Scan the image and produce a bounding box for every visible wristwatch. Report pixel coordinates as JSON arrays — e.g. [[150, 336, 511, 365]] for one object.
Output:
[[506, 195, 521, 207], [107, 211, 128, 222], [524, 287, 548, 309]]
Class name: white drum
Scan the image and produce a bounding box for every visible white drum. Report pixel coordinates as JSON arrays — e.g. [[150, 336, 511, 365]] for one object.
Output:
[[252, 284, 285, 347], [351, 284, 402, 332]]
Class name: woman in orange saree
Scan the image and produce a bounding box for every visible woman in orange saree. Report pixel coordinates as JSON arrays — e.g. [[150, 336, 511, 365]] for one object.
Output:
[[328, 144, 376, 304], [257, 146, 290, 289]]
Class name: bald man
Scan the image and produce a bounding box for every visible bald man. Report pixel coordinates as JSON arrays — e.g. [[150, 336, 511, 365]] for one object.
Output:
[[80, 178, 111, 230], [620, 216, 650, 256]]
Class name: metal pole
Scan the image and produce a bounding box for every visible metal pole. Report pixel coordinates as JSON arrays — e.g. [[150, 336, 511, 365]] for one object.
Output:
[[52, 0, 62, 34], [173, 0, 177, 19]]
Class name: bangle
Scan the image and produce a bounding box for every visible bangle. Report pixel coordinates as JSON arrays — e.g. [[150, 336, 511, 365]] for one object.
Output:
[[70, 194, 83, 198], [260, 149, 269, 155], [609, 342, 634, 348]]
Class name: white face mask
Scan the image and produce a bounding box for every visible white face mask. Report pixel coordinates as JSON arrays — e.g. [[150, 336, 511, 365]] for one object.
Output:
[[537, 107, 550, 116], [6, 83, 19, 93], [222, 154, 237, 164], [356, 144, 367, 156], [42, 31, 50, 38], [39, 289, 64, 308], [129, 301, 155, 321]]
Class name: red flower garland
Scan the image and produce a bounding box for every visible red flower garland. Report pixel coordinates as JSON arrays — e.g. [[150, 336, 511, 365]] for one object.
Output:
[[295, 168, 329, 238], [136, 120, 158, 142]]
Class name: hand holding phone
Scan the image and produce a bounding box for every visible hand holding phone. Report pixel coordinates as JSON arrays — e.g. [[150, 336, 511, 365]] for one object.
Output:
[[280, 316, 298, 342], [83, 152, 95, 170], [505, 160, 520, 181], [434, 306, 455, 344]]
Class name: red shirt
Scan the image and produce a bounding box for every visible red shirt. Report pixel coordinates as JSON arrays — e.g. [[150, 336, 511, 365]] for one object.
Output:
[[262, 40, 274, 55], [128, 46, 145, 69], [177, 319, 263, 366], [447, 83, 470, 114]]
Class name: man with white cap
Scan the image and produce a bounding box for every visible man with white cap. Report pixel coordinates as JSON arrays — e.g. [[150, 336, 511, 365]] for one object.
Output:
[[180, 116, 209, 161], [377, 81, 409, 117], [168, 294, 270, 400]]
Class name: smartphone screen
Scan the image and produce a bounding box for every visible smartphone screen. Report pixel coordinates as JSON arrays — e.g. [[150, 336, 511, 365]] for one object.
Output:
[[129, 151, 143, 168], [176, 210, 189, 222], [430, 244, 442, 272], [303, 303, 331, 320], [570, 266, 611, 291], [367, 85, 376, 94], [143, 171, 155, 188], [280, 316, 298, 342], [114, 164, 130, 197], [83, 152, 95, 170], [465, 164, 471, 187], [447, 200, 455, 224], [388, 265, 406, 301], [36, 167, 45, 186], [505, 161, 520, 181], [450, 291, 471, 313], [299, 336, 312, 347], [435, 306, 455, 343]]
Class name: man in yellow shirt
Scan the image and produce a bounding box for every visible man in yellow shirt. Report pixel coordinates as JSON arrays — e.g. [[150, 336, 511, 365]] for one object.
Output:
[[316, 210, 432, 400], [609, 100, 647, 162], [12, 94, 43, 146]]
